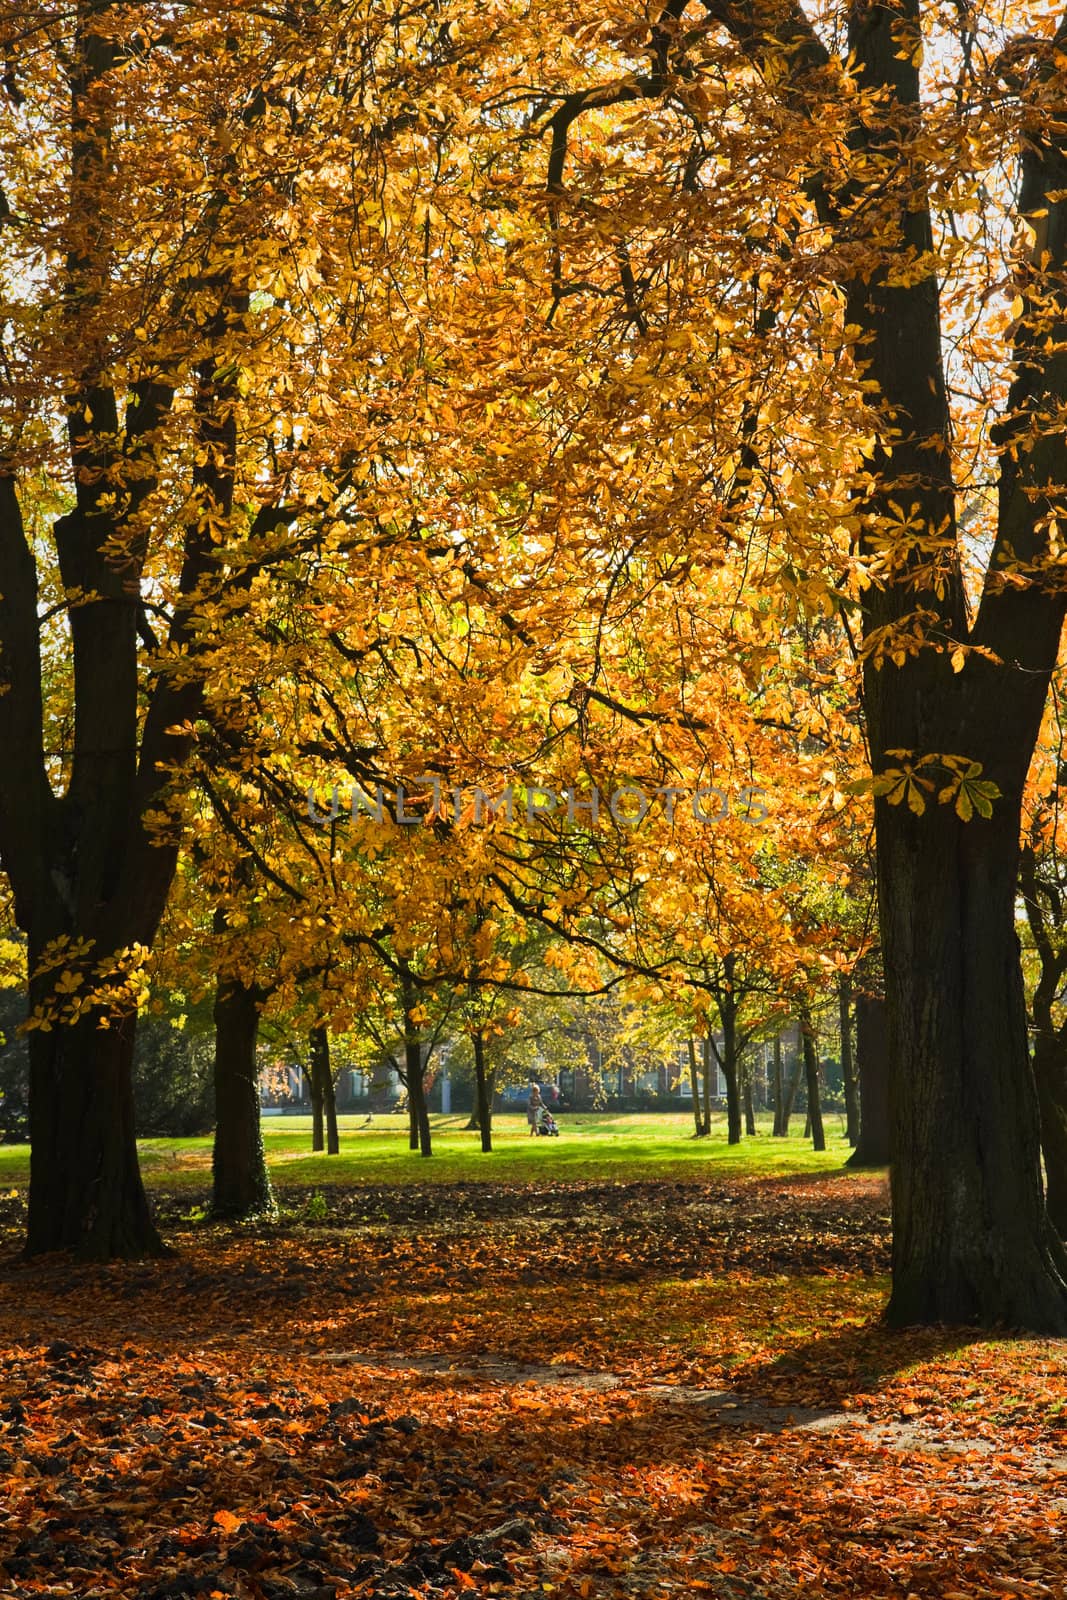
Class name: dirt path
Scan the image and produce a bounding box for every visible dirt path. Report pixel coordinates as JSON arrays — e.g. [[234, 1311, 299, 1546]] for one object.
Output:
[[311, 1346, 1067, 1480]]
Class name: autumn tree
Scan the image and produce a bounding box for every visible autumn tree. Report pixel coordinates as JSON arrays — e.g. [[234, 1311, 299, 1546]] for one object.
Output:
[[0, 4, 306, 1255], [0, 0, 503, 1254], [476, 0, 1067, 1327]]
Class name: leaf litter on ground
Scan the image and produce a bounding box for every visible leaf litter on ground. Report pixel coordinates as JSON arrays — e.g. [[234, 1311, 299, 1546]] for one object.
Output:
[[0, 1171, 1063, 1599]]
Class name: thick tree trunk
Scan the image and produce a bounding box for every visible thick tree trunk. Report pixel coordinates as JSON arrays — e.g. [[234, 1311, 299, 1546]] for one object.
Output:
[[848, 992, 892, 1168], [878, 800, 1067, 1329], [0, 14, 276, 1263], [840, 974, 859, 1147], [687, 1038, 704, 1135], [771, 1033, 785, 1136], [26, 1005, 164, 1258], [211, 975, 273, 1221], [800, 1007, 825, 1153], [842, 0, 1067, 1331], [1032, 1034, 1067, 1238], [695, 0, 1067, 1328], [472, 1030, 493, 1153]]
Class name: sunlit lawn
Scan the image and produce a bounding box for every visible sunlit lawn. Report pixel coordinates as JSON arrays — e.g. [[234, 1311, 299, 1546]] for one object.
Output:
[[0, 1109, 863, 1189]]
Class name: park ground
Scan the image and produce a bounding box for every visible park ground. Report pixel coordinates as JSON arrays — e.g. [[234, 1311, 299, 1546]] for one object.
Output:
[[0, 1114, 1064, 1598]]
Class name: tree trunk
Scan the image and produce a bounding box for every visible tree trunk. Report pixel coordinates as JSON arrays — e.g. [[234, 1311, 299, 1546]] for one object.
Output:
[[4, 12, 203, 1261], [716, 957, 743, 1144], [771, 1033, 785, 1136], [687, 1038, 704, 1136], [1032, 1033, 1067, 1238], [211, 974, 273, 1221], [405, 1035, 432, 1157], [847, 991, 892, 1169], [472, 1030, 492, 1153], [742, 1057, 757, 1137], [800, 1006, 825, 1153], [781, 1046, 802, 1135], [309, 1026, 338, 1155], [700, 1037, 713, 1136], [1019, 846, 1067, 1238], [719, 1058, 740, 1145], [877, 798, 1067, 1329], [309, 1046, 324, 1152], [840, 974, 859, 1147], [26, 1003, 164, 1258], [842, 0, 1067, 1330], [325, 1071, 339, 1155]]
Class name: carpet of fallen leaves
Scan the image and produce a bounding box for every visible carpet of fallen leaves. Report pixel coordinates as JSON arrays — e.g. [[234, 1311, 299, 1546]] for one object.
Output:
[[0, 1170, 1064, 1599]]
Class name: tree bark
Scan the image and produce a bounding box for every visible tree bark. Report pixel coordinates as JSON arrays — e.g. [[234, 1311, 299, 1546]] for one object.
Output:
[[310, 1047, 324, 1153], [403, 1035, 431, 1157], [700, 1036, 713, 1136], [309, 1026, 338, 1155], [687, 1038, 704, 1135], [716, 1011, 742, 1144], [2, 16, 200, 1258], [26, 1003, 164, 1258], [1032, 1034, 1067, 1238], [878, 799, 1067, 1328], [771, 1033, 785, 1137], [848, 992, 892, 1169], [742, 1057, 757, 1137], [843, 0, 1067, 1330], [0, 12, 268, 1258], [406, 1044, 431, 1157], [211, 974, 273, 1221], [326, 1071, 339, 1156], [719, 1056, 741, 1145], [1019, 845, 1067, 1237], [777, 1036, 803, 1136], [715, 955, 743, 1144], [472, 1030, 493, 1153], [840, 974, 859, 1147], [800, 1006, 825, 1153]]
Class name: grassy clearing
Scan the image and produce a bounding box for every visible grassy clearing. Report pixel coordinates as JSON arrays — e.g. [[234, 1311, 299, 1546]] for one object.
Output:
[[0, 1109, 862, 1190]]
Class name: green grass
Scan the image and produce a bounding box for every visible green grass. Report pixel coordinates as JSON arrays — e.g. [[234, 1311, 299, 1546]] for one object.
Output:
[[0, 1110, 866, 1190]]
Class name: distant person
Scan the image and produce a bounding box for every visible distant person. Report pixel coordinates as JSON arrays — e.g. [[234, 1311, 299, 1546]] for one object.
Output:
[[526, 1083, 543, 1136], [537, 1104, 560, 1137]]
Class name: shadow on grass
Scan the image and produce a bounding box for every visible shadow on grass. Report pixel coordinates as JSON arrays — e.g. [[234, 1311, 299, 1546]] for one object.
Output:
[[724, 1315, 988, 1410], [742, 1165, 889, 1191]]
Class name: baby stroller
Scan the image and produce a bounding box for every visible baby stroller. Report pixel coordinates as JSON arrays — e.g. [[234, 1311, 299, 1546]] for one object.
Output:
[[537, 1106, 560, 1137]]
